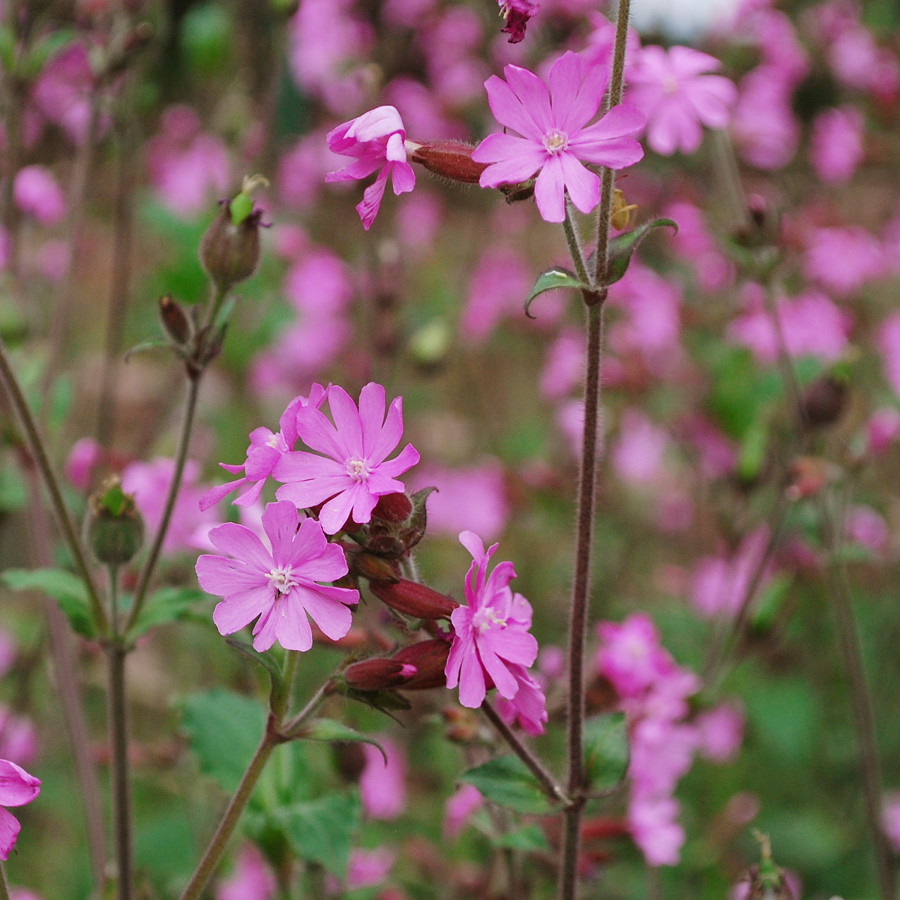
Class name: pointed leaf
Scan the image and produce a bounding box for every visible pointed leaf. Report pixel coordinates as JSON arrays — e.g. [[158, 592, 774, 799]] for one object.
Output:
[[604, 217, 678, 286], [128, 586, 207, 640], [460, 755, 554, 815], [525, 267, 590, 318], [124, 337, 171, 362], [294, 718, 386, 764], [584, 712, 629, 792], [179, 689, 266, 793], [1, 568, 95, 638], [280, 791, 361, 877]]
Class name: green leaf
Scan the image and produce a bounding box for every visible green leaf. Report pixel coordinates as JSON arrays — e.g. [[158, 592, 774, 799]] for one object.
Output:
[[280, 791, 361, 877], [490, 823, 550, 852], [584, 713, 629, 792], [605, 217, 678, 286], [179, 689, 266, 793], [460, 755, 554, 815], [294, 718, 386, 763], [1, 568, 95, 638], [124, 337, 171, 361], [524, 267, 590, 318], [128, 586, 207, 640]]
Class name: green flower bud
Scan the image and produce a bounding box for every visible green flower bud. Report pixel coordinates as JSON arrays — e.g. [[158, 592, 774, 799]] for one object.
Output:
[[85, 477, 144, 566]]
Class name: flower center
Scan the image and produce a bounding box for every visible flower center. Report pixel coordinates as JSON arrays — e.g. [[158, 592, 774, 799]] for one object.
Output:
[[345, 457, 371, 482], [472, 606, 507, 633], [267, 566, 298, 595], [662, 75, 679, 95], [543, 129, 569, 154], [266, 432, 280, 449]]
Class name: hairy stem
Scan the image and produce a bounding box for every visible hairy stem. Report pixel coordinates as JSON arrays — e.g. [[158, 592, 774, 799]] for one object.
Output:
[[481, 700, 569, 805], [125, 373, 202, 632], [0, 335, 108, 632]]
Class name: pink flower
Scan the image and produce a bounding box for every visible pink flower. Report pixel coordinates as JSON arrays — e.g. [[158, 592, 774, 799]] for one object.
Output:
[[274, 383, 420, 535], [360, 739, 407, 820], [0, 759, 40, 861], [217, 844, 276, 900], [326, 106, 416, 229], [443, 783, 484, 839], [65, 437, 104, 491], [730, 66, 799, 170], [472, 51, 645, 223], [803, 226, 885, 296], [810, 106, 864, 184], [196, 500, 359, 652], [628, 793, 684, 867], [200, 386, 327, 511], [883, 792, 900, 853], [878, 313, 900, 397], [13, 166, 66, 226], [326, 848, 395, 895], [626, 45, 736, 156], [498, 0, 539, 44], [445, 531, 540, 709]]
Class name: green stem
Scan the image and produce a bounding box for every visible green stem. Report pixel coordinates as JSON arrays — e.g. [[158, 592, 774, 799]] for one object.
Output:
[[107, 568, 133, 900], [0, 335, 108, 633], [481, 700, 568, 805], [282, 682, 329, 738], [125, 373, 202, 633], [562, 205, 591, 287], [179, 730, 279, 900], [0, 861, 10, 900]]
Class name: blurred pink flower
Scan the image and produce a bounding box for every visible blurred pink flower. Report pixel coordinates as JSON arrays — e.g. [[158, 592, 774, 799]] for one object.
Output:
[[196, 500, 359, 652], [883, 792, 900, 853], [611, 409, 670, 486], [420, 7, 487, 107], [626, 45, 736, 156], [472, 51, 645, 223], [360, 739, 407, 820], [803, 226, 885, 296], [13, 166, 66, 226], [690, 527, 772, 619], [461, 247, 534, 343], [326, 847, 395, 895], [408, 460, 509, 541], [443, 783, 484, 839], [65, 437, 104, 491], [0, 759, 40, 861], [146, 106, 231, 218], [596, 613, 673, 698], [445, 531, 540, 710], [326, 106, 416, 230], [383, 77, 466, 142], [878, 313, 900, 397], [498, 0, 539, 43], [275, 383, 420, 535], [728, 285, 850, 364], [730, 66, 799, 170], [122, 458, 220, 554], [30, 44, 96, 145], [628, 794, 684, 867], [866, 407, 900, 456], [827, 21, 899, 101], [694, 704, 744, 762], [0, 708, 38, 768], [810, 106, 864, 184], [664, 201, 734, 293], [217, 844, 276, 900], [540, 329, 583, 400], [845, 505, 888, 554]]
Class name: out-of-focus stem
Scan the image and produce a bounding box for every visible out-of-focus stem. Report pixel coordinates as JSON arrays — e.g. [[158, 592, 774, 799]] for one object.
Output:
[[0, 335, 108, 632], [0, 860, 10, 900], [481, 700, 569, 804], [125, 373, 202, 632]]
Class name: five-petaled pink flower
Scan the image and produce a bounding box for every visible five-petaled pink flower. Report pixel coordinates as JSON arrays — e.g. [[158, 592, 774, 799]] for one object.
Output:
[[626, 45, 737, 156], [0, 758, 40, 861], [274, 382, 420, 535], [196, 500, 359, 652], [326, 106, 416, 230], [445, 531, 541, 710], [472, 50, 645, 223]]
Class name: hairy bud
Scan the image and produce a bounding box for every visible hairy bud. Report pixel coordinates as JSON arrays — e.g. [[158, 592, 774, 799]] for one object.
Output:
[[85, 476, 144, 566], [370, 579, 459, 619]]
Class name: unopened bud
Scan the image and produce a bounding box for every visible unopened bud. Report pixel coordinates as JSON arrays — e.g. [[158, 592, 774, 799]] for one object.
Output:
[[342, 658, 418, 691], [158, 294, 194, 346], [800, 374, 847, 429], [409, 141, 487, 184], [345, 547, 400, 584], [85, 476, 144, 565], [370, 579, 458, 619], [392, 639, 450, 690], [200, 175, 268, 292], [372, 492, 413, 524]]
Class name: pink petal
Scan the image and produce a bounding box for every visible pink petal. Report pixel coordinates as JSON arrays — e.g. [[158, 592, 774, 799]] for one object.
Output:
[[212, 588, 272, 636], [296, 586, 355, 640], [557, 153, 600, 216], [328, 384, 365, 456], [196, 556, 268, 597], [207, 522, 272, 573], [533, 156, 568, 223], [263, 500, 302, 565], [357, 382, 388, 456], [503, 64, 553, 135], [548, 51, 607, 133], [0, 807, 20, 861], [0, 761, 40, 807]]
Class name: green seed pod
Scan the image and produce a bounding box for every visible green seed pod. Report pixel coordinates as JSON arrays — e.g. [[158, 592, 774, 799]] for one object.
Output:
[[85, 477, 144, 566]]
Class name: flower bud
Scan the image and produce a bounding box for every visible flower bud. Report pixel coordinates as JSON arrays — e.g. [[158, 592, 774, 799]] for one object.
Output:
[[372, 492, 413, 524], [85, 476, 144, 566], [345, 546, 400, 584], [391, 639, 451, 690], [342, 658, 418, 691], [200, 175, 268, 293], [370, 579, 459, 619], [158, 294, 194, 346], [409, 141, 487, 184], [800, 374, 847, 429]]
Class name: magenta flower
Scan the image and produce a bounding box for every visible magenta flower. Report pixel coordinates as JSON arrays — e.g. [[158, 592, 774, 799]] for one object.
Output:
[[0, 759, 40, 861], [498, 0, 539, 44], [274, 382, 420, 535], [445, 531, 540, 710], [196, 500, 359, 652], [200, 386, 327, 511], [626, 45, 737, 156], [472, 51, 645, 223], [326, 106, 416, 229]]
